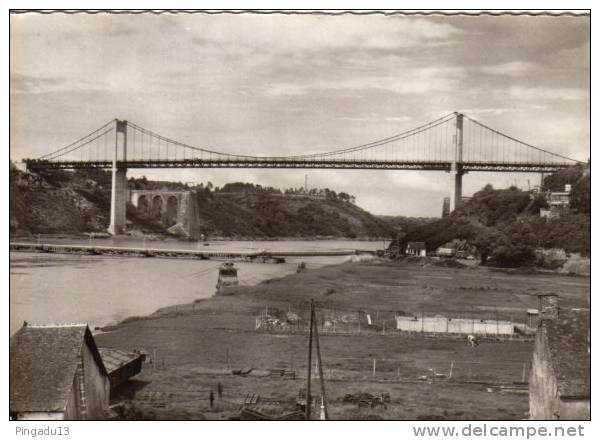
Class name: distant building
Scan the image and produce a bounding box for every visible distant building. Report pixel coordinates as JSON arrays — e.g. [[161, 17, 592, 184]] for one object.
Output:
[[529, 294, 590, 420], [10, 324, 110, 420], [540, 184, 572, 219], [406, 241, 426, 257], [442, 197, 451, 217], [546, 184, 572, 209]]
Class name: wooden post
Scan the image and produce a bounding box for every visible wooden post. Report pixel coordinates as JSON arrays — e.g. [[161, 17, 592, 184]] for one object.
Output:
[[153, 349, 157, 370], [305, 300, 314, 421], [496, 309, 499, 335], [372, 359, 376, 377], [312, 306, 329, 420], [449, 360, 454, 379], [522, 362, 527, 383]]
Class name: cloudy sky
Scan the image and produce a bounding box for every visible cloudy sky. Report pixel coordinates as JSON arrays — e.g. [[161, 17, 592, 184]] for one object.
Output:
[[10, 12, 590, 216]]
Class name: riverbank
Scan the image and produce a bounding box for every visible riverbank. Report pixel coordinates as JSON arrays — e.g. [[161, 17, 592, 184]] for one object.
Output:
[[94, 258, 590, 420], [10, 232, 390, 242]]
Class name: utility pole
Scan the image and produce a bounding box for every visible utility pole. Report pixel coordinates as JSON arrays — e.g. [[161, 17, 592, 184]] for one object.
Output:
[[312, 302, 329, 420], [305, 300, 314, 420]]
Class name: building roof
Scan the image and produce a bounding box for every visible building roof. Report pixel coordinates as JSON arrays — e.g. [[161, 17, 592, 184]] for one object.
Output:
[[406, 241, 426, 249], [544, 310, 590, 398], [10, 324, 107, 413], [98, 348, 144, 375]]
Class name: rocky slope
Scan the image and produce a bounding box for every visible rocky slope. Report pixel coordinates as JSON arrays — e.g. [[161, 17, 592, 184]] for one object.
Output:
[[10, 167, 398, 239]]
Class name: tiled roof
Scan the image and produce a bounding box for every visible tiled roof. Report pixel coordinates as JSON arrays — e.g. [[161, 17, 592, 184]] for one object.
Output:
[[9, 324, 106, 413], [98, 348, 143, 374], [544, 310, 590, 398]]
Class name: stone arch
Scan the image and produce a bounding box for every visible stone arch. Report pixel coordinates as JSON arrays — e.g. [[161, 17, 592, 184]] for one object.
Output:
[[151, 195, 163, 219], [137, 195, 149, 214], [165, 196, 179, 227]]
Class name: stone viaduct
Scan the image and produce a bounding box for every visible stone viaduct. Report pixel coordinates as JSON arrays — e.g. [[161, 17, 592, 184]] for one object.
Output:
[[129, 190, 200, 238]]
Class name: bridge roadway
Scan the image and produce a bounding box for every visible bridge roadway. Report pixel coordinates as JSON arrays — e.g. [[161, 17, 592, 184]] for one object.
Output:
[[24, 158, 570, 173], [9, 242, 371, 261]]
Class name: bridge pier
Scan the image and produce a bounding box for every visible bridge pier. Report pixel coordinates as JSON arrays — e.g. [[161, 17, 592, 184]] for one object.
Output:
[[450, 112, 464, 213], [450, 169, 464, 212], [108, 167, 127, 235], [108, 120, 128, 235]]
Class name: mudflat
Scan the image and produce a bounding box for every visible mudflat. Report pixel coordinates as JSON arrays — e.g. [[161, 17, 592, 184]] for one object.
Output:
[[95, 259, 590, 420]]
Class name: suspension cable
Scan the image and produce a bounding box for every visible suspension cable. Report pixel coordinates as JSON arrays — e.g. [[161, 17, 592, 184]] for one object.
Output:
[[463, 114, 582, 164], [43, 127, 116, 161], [37, 119, 115, 160]]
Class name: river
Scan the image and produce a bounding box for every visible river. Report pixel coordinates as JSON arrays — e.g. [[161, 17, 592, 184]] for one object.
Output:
[[10, 239, 387, 335]]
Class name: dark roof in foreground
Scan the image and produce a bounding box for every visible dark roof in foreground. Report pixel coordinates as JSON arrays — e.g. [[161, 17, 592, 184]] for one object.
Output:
[[10, 324, 106, 413], [544, 309, 590, 398], [98, 348, 143, 374]]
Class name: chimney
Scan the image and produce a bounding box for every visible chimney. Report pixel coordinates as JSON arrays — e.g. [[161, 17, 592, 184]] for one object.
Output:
[[537, 294, 559, 321]]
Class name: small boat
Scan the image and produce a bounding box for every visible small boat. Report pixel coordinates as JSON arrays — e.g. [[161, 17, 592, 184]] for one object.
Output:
[[216, 262, 239, 293]]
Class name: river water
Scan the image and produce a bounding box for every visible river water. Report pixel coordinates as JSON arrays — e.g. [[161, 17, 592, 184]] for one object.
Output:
[[10, 239, 386, 335]]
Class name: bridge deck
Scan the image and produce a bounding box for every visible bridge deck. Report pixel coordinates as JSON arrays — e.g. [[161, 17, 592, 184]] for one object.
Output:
[[24, 159, 573, 173]]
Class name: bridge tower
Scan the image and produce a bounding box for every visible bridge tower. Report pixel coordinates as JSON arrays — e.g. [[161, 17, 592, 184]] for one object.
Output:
[[108, 120, 128, 235], [450, 112, 465, 212]]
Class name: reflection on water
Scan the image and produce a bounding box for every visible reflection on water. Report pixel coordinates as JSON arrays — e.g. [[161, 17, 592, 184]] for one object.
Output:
[[10, 240, 385, 335]]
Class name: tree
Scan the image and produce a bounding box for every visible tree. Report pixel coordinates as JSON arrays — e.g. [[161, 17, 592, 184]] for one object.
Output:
[[471, 227, 502, 264], [569, 174, 590, 214]]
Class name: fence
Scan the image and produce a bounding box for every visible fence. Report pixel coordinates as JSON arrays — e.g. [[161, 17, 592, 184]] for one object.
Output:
[[254, 304, 534, 338]]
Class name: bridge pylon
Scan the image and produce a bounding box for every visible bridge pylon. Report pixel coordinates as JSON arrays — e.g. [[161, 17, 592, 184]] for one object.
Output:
[[108, 120, 128, 235], [450, 112, 464, 212]]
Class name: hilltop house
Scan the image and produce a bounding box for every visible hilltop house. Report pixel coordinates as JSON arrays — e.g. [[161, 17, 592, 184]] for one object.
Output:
[[10, 323, 110, 420], [529, 294, 590, 420], [540, 184, 572, 218]]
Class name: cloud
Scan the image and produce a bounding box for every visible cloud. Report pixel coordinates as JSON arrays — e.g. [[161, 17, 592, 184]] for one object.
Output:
[[10, 73, 65, 94], [189, 16, 465, 55], [385, 116, 413, 122], [265, 66, 466, 97], [479, 61, 536, 76], [507, 86, 588, 101]]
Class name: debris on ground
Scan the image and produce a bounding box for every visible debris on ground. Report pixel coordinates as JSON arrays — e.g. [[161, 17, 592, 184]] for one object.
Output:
[[342, 392, 390, 408], [232, 368, 253, 376]]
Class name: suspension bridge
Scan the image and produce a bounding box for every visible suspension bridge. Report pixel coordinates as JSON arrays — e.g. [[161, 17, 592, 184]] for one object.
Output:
[[24, 112, 582, 235]]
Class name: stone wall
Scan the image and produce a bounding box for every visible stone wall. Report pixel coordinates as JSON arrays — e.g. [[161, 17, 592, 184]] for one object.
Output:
[[529, 325, 559, 419]]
